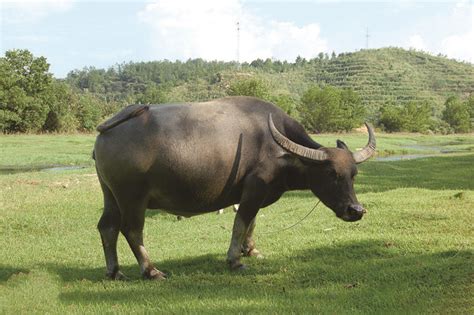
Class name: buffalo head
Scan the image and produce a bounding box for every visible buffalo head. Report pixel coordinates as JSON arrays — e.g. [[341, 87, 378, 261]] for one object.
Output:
[[269, 115, 376, 222]]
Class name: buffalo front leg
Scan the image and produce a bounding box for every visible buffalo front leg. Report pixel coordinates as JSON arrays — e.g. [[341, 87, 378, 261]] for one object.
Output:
[[227, 213, 250, 270], [226, 175, 266, 270], [242, 218, 263, 258], [97, 178, 124, 280]]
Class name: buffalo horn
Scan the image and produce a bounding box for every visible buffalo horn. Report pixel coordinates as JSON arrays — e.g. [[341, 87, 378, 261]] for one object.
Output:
[[268, 114, 328, 161], [352, 123, 376, 164]]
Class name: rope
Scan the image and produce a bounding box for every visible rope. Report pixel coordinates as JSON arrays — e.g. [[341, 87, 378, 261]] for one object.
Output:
[[259, 199, 321, 235]]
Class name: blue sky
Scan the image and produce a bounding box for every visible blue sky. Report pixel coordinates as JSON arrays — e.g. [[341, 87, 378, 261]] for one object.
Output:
[[1, 0, 473, 78]]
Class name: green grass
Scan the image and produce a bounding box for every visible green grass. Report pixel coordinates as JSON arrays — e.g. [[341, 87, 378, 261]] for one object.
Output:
[[0, 134, 96, 167], [1, 133, 473, 313], [313, 132, 474, 157]]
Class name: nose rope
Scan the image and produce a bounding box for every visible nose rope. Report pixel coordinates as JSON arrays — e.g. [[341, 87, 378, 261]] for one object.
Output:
[[260, 199, 321, 235]]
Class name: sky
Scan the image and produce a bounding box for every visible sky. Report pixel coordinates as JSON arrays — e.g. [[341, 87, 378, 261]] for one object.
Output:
[[1, 0, 473, 78]]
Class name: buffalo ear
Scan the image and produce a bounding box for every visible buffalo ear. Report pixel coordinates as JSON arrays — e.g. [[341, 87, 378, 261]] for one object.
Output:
[[336, 140, 349, 150]]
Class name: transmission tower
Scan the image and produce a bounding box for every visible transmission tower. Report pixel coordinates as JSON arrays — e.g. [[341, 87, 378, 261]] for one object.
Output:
[[365, 27, 370, 49], [236, 21, 241, 67]]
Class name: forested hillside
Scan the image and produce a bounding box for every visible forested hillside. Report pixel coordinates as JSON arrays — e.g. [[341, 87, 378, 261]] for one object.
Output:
[[65, 47, 474, 115], [1, 47, 473, 133], [306, 48, 474, 117]]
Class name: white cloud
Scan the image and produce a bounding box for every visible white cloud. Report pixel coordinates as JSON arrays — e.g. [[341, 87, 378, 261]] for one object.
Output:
[[439, 2, 474, 63], [406, 34, 426, 51], [1, 0, 75, 24], [402, 1, 473, 63], [441, 31, 474, 63], [138, 0, 328, 62]]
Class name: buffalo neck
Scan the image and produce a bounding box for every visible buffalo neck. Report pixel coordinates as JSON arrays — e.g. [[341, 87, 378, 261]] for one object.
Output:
[[283, 162, 311, 191]]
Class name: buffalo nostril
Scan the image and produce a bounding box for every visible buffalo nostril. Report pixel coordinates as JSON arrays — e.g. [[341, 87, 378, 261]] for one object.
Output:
[[348, 205, 365, 216]]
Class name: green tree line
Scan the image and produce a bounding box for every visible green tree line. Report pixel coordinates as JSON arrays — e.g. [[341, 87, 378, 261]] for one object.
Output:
[[1, 49, 473, 134]]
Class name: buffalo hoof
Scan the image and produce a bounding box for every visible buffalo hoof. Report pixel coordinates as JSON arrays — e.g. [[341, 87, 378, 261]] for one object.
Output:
[[106, 270, 127, 281], [228, 260, 247, 271], [144, 268, 168, 280], [247, 249, 264, 259]]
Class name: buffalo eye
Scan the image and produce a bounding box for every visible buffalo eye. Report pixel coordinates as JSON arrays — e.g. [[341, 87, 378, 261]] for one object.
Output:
[[327, 169, 337, 177]]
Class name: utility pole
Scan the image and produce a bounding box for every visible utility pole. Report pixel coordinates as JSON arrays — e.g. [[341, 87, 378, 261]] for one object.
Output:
[[365, 27, 370, 49], [236, 21, 241, 68]]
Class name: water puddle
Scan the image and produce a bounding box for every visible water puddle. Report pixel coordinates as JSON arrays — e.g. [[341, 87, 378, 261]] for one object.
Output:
[[401, 144, 444, 152], [375, 154, 434, 162], [375, 142, 470, 162], [0, 165, 85, 175]]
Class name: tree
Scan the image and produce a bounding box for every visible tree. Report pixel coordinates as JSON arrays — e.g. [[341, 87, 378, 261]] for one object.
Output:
[[75, 93, 103, 131], [295, 56, 307, 66], [401, 101, 432, 132], [0, 49, 53, 133], [339, 89, 366, 131], [299, 86, 365, 132], [442, 96, 470, 133], [136, 84, 168, 104], [270, 94, 297, 117], [379, 102, 403, 132], [42, 81, 79, 132], [250, 59, 264, 68], [379, 101, 433, 133], [467, 94, 474, 130], [227, 78, 270, 100]]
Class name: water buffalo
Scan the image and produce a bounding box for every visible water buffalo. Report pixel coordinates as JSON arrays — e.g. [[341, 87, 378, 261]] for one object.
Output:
[[93, 96, 376, 280]]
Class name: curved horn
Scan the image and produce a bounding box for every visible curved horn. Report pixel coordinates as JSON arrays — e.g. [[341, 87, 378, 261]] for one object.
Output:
[[268, 114, 328, 161], [352, 122, 376, 164]]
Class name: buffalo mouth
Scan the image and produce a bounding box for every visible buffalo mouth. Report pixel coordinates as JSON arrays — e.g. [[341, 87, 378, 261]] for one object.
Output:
[[337, 205, 366, 222]]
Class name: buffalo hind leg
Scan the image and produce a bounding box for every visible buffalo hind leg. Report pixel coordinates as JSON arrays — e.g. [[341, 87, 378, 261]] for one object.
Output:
[[97, 179, 124, 280], [118, 195, 166, 280]]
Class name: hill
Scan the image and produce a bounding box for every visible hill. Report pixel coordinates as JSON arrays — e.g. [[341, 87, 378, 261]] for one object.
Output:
[[303, 48, 473, 116], [65, 47, 474, 119], [4, 48, 472, 133]]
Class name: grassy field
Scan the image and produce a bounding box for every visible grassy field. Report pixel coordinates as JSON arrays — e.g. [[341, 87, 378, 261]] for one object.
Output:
[[0, 133, 473, 313]]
